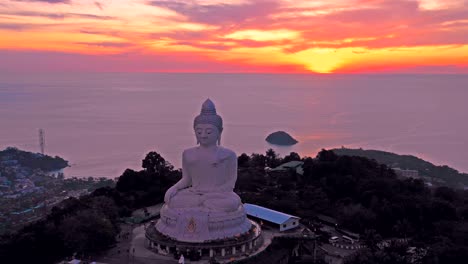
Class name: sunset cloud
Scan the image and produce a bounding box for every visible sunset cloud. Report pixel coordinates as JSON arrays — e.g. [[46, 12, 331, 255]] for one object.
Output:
[[12, 0, 70, 3], [224, 29, 300, 42], [0, 0, 467, 73], [2, 10, 115, 20]]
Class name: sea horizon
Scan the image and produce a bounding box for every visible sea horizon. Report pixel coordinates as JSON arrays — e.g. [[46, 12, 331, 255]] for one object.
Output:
[[1, 72, 467, 178]]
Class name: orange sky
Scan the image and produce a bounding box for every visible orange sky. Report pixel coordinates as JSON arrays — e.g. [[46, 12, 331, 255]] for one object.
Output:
[[1, 0, 467, 73]]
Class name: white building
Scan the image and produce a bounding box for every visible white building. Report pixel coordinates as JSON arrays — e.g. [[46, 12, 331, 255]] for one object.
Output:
[[270, 161, 304, 175], [244, 203, 300, 232], [393, 168, 419, 179]]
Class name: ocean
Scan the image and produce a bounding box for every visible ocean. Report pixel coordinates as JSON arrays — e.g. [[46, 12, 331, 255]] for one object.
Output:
[[0, 73, 467, 178]]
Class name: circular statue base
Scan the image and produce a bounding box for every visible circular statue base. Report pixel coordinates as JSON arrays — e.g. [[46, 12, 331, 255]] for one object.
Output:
[[156, 204, 251, 243], [146, 219, 262, 260]]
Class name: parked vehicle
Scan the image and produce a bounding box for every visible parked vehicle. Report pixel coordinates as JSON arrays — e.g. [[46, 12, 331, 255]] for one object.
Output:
[[329, 236, 339, 243]]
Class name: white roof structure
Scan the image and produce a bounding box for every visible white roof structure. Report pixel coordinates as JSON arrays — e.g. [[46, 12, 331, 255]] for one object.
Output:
[[270, 161, 304, 175], [244, 203, 300, 225]]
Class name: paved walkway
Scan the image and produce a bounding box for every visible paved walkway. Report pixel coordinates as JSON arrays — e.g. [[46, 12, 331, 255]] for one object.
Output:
[[321, 244, 357, 258], [95, 214, 286, 264], [132, 204, 163, 218], [95, 223, 179, 264]]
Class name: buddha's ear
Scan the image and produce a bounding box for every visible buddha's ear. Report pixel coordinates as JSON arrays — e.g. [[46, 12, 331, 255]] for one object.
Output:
[[218, 131, 222, 145]]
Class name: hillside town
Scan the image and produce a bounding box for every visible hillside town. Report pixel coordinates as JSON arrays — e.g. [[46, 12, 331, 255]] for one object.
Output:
[[0, 147, 114, 235]]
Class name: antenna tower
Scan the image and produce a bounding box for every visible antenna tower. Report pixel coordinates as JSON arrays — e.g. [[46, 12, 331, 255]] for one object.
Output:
[[39, 129, 45, 155]]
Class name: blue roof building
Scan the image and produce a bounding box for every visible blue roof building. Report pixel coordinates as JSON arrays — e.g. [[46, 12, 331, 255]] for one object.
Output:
[[244, 203, 300, 232]]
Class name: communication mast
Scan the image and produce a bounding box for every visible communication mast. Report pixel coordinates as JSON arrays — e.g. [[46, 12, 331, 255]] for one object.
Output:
[[39, 129, 45, 155]]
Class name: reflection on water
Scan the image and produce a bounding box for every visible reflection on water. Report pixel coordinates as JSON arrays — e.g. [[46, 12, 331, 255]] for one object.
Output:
[[0, 73, 467, 177]]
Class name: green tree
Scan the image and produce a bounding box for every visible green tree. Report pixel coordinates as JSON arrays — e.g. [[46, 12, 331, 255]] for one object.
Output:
[[392, 219, 413, 239], [316, 149, 338, 162], [339, 204, 377, 233], [283, 152, 301, 163], [265, 148, 281, 168], [434, 186, 459, 203], [59, 209, 117, 255], [363, 229, 382, 251], [238, 153, 250, 167], [142, 151, 173, 176], [115, 169, 147, 192], [298, 186, 329, 215], [250, 153, 266, 168]]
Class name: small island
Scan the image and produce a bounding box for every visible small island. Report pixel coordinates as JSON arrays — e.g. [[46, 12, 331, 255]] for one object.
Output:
[[265, 131, 298, 146]]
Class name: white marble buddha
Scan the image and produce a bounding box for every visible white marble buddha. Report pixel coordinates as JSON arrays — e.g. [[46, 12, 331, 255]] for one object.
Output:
[[156, 99, 251, 242]]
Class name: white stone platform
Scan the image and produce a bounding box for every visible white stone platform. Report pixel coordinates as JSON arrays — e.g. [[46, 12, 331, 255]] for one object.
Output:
[[156, 204, 252, 243], [147, 219, 263, 261]]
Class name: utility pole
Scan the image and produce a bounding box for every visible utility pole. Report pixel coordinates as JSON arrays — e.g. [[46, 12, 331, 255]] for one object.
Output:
[[314, 238, 317, 263], [39, 129, 45, 155]]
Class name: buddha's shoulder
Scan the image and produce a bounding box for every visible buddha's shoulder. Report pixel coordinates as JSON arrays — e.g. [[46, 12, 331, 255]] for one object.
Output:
[[217, 147, 237, 159], [182, 147, 198, 157]]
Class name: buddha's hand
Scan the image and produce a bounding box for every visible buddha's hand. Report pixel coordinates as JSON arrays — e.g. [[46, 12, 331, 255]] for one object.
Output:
[[164, 187, 178, 203]]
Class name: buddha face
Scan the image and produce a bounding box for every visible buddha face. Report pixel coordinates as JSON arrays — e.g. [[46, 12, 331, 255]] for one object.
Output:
[[195, 124, 220, 146]]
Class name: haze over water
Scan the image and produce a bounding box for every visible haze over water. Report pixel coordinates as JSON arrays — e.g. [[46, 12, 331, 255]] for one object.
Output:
[[0, 73, 467, 178]]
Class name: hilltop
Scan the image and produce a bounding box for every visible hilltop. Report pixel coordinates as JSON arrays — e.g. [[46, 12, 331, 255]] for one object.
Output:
[[0, 147, 68, 174], [332, 147, 468, 188], [0, 147, 113, 236]]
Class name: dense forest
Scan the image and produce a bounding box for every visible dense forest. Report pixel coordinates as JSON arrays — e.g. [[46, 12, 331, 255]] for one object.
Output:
[[1, 149, 467, 264], [0, 151, 179, 263], [239, 149, 468, 264], [332, 147, 468, 188]]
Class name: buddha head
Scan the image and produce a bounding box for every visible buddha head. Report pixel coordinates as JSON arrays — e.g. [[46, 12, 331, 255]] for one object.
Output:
[[194, 99, 223, 146]]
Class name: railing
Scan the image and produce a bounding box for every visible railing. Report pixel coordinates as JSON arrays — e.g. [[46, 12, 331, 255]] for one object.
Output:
[[145, 225, 261, 248]]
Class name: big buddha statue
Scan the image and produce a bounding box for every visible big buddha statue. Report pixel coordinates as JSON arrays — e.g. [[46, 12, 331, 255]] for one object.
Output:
[[156, 99, 251, 242]]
